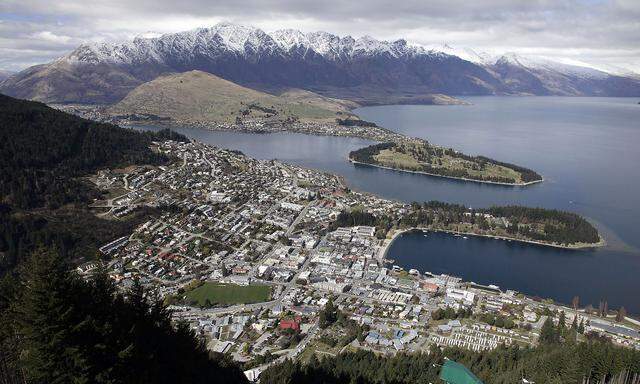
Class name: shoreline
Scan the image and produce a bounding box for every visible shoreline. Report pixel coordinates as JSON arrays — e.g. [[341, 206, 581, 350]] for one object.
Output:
[[380, 227, 606, 260], [130, 119, 546, 188], [349, 158, 544, 187], [134, 124, 603, 252]]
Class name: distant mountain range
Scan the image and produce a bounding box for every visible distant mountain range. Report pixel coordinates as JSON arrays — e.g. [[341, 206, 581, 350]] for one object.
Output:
[[1, 22, 639, 105], [0, 70, 14, 81]]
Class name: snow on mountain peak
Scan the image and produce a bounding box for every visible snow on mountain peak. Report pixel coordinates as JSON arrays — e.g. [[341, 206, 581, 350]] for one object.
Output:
[[429, 43, 493, 65], [59, 22, 627, 79], [209, 22, 263, 52], [495, 52, 610, 79], [271, 29, 309, 50]]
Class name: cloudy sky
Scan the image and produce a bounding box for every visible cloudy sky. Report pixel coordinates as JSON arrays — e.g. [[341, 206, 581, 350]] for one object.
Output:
[[1, 0, 639, 73]]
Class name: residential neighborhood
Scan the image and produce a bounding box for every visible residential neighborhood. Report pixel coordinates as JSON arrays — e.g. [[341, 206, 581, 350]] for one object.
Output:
[[85, 139, 640, 381]]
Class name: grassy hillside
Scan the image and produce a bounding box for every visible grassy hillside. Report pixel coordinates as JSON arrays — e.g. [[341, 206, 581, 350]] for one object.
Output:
[[109, 70, 357, 124], [350, 141, 543, 185]]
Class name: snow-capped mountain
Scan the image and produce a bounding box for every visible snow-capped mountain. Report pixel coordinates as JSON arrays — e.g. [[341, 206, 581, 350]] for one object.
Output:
[[493, 52, 609, 80], [0, 70, 14, 81], [65, 22, 428, 65], [430, 44, 493, 65], [2, 22, 639, 104]]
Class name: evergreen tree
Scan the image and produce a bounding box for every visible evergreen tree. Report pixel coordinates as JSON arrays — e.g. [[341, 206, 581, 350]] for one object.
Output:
[[261, 341, 640, 384], [319, 297, 338, 328], [539, 317, 558, 344], [1, 248, 247, 384]]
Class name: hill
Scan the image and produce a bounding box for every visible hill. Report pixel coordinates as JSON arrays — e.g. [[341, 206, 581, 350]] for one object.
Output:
[[0, 93, 185, 274], [0, 93, 247, 382], [349, 141, 543, 185], [0, 94, 181, 209], [0, 249, 248, 384], [0, 70, 14, 81], [108, 70, 357, 124]]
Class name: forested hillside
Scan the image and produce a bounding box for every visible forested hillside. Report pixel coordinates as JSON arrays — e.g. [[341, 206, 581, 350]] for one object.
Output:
[[0, 94, 185, 209], [0, 249, 247, 384], [0, 95, 247, 383], [261, 338, 640, 384], [0, 94, 187, 274]]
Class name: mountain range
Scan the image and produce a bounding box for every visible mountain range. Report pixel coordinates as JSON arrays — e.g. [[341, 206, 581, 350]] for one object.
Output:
[[1, 22, 639, 105], [0, 70, 14, 81]]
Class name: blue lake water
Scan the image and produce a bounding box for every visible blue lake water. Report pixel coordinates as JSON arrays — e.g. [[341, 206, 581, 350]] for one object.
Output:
[[137, 96, 640, 313]]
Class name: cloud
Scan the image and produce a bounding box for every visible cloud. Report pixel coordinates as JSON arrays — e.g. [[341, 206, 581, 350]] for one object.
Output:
[[0, 0, 639, 72], [31, 31, 72, 43]]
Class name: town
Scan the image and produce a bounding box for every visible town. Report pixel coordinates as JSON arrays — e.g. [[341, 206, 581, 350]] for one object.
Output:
[[84, 139, 640, 381]]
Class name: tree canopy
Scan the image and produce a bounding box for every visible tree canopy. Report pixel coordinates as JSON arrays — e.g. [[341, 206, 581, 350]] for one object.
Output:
[[0, 249, 247, 384]]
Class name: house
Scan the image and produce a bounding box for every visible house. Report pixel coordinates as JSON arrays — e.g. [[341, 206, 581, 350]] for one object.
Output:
[[279, 316, 302, 332], [422, 282, 440, 293]]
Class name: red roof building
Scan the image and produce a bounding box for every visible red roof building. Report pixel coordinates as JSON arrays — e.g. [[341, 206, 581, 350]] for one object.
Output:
[[279, 316, 302, 331]]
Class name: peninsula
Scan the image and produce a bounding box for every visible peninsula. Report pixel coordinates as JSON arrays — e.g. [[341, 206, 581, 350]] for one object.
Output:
[[349, 141, 543, 186], [51, 72, 544, 187]]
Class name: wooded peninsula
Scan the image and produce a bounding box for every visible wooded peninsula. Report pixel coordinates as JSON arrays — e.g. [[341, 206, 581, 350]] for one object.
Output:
[[349, 141, 543, 186]]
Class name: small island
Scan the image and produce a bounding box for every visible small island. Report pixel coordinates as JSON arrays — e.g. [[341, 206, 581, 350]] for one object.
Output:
[[349, 141, 543, 186]]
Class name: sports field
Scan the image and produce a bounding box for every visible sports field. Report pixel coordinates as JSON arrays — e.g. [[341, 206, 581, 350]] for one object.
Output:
[[184, 282, 271, 306]]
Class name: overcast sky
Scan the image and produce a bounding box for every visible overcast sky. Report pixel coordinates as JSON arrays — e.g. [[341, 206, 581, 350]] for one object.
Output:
[[1, 0, 639, 73]]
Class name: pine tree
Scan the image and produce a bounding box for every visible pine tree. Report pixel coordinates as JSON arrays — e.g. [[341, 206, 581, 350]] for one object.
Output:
[[2, 248, 247, 384], [319, 297, 338, 328], [9, 248, 92, 383], [539, 317, 558, 344], [558, 311, 566, 329]]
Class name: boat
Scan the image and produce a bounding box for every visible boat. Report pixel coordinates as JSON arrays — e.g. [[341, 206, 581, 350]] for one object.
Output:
[[463, 236, 468, 239]]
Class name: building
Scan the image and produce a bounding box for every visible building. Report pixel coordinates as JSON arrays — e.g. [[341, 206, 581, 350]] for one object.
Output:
[[446, 288, 476, 306], [421, 282, 440, 293], [279, 316, 301, 331]]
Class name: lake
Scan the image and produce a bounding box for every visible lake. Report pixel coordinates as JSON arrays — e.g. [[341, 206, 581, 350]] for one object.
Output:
[[137, 96, 640, 313]]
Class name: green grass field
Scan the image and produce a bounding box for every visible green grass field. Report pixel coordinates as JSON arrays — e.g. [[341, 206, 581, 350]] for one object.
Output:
[[184, 282, 271, 306]]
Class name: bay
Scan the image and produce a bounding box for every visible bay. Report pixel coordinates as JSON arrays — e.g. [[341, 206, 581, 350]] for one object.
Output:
[[136, 96, 640, 313]]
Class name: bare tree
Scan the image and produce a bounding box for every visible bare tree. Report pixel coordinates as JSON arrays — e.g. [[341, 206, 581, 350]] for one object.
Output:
[[572, 296, 580, 311]]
